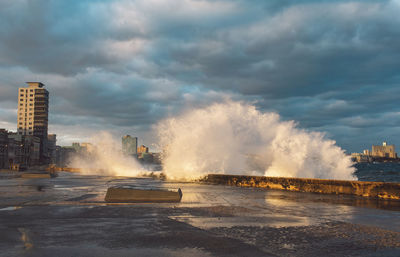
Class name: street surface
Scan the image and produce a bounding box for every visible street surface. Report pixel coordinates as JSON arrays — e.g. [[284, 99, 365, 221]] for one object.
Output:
[[0, 172, 399, 257]]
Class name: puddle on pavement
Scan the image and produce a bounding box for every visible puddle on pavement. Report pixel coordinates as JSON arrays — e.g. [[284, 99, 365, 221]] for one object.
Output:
[[53, 185, 97, 191], [5, 244, 214, 257], [66, 194, 99, 202], [170, 214, 316, 229], [0, 206, 22, 211]]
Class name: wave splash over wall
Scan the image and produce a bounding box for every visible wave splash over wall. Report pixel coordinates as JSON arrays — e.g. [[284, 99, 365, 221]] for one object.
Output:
[[70, 132, 146, 177], [157, 101, 355, 181]]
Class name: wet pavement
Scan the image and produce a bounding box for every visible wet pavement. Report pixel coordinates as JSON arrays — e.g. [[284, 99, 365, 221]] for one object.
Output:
[[0, 172, 399, 257]]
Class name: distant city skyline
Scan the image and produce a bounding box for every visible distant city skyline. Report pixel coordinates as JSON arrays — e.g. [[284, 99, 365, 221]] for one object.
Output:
[[1, 0, 400, 153]]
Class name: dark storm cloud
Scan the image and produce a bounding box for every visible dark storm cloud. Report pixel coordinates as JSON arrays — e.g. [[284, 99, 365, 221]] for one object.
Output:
[[0, 0, 399, 151], [0, 0, 140, 75], [162, 1, 400, 99], [50, 75, 175, 126]]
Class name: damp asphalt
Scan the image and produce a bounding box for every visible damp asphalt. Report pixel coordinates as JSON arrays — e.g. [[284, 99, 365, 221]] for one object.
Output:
[[0, 172, 399, 257]]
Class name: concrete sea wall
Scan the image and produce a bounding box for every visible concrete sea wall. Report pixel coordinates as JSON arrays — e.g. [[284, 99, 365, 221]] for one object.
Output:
[[47, 166, 81, 173], [105, 188, 182, 203], [203, 174, 400, 200]]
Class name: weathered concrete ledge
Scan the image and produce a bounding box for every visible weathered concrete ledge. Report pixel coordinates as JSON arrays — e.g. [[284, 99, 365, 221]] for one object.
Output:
[[1, 170, 55, 179], [203, 174, 400, 200], [47, 166, 81, 173], [20, 173, 52, 179], [105, 188, 183, 203]]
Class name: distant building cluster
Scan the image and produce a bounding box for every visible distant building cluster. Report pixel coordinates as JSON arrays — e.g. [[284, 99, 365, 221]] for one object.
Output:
[[122, 135, 160, 164], [372, 142, 397, 158], [54, 137, 161, 167], [122, 135, 138, 155], [0, 83, 57, 170], [351, 142, 398, 163], [54, 142, 95, 167], [0, 82, 163, 170]]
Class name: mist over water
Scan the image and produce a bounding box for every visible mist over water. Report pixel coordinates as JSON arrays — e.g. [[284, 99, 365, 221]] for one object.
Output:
[[158, 101, 356, 181], [70, 132, 146, 177]]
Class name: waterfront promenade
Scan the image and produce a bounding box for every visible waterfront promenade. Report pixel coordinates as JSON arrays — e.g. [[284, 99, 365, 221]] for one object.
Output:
[[0, 172, 399, 257]]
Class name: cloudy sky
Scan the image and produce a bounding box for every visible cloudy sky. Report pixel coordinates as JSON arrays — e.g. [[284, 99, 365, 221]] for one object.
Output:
[[0, 0, 399, 152]]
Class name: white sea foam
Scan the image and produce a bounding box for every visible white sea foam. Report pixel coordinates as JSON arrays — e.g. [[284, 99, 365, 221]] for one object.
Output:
[[69, 131, 146, 177], [157, 101, 355, 181]]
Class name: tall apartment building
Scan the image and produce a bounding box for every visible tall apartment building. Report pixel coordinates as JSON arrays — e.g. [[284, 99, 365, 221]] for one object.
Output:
[[17, 82, 49, 163], [122, 135, 138, 156]]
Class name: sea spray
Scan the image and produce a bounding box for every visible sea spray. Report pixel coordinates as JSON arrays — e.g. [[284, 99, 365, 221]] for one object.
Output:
[[157, 101, 355, 180], [69, 131, 146, 176]]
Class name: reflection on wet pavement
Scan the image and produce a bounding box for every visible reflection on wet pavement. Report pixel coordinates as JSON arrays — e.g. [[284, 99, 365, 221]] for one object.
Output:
[[170, 214, 314, 229], [18, 228, 33, 250], [0, 206, 21, 211], [0, 172, 399, 257]]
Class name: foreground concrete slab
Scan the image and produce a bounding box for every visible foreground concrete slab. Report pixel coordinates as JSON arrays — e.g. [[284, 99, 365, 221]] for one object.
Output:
[[0, 173, 399, 257], [105, 187, 182, 203], [20, 173, 52, 179]]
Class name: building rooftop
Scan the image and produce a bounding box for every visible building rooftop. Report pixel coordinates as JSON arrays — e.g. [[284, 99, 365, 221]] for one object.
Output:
[[26, 82, 45, 88]]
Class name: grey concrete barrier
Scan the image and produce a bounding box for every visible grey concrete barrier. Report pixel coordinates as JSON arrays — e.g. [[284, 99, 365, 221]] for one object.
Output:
[[105, 188, 183, 203], [203, 174, 400, 200], [20, 173, 52, 179]]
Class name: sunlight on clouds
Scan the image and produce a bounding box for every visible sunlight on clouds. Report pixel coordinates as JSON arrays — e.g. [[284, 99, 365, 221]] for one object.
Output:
[[1, 0, 400, 153], [102, 38, 148, 59]]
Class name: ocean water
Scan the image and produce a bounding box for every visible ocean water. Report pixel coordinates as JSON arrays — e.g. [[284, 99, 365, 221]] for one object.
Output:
[[354, 162, 400, 182]]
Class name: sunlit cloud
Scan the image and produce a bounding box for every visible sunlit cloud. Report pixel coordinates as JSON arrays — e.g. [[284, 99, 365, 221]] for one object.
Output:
[[0, 0, 399, 152]]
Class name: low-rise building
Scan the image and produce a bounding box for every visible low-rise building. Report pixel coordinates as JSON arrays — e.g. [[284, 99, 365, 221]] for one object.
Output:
[[137, 145, 149, 154], [80, 142, 94, 153], [0, 129, 41, 169], [152, 152, 162, 165], [372, 142, 397, 158], [0, 129, 8, 169], [56, 146, 76, 167], [70, 142, 93, 155], [351, 153, 372, 163], [47, 134, 57, 164], [8, 133, 41, 168], [138, 152, 153, 163]]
